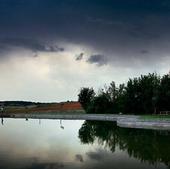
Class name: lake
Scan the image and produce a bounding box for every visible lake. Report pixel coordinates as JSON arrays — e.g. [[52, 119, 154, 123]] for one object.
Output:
[[0, 118, 169, 169]]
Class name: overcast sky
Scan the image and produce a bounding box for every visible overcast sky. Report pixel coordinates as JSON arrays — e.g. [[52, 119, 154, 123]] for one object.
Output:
[[0, 0, 170, 102]]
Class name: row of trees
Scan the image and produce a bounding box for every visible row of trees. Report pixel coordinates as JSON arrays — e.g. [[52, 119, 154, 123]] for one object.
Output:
[[78, 73, 170, 114]]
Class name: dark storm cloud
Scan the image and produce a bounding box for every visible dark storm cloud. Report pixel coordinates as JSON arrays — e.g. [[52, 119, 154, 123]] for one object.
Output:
[[87, 54, 108, 66], [0, 0, 170, 66], [0, 38, 64, 53], [140, 50, 149, 54], [75, 53, 84, 61]]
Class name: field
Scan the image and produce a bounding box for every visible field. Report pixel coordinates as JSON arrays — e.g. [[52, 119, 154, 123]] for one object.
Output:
[[1, 102, 84, 114]]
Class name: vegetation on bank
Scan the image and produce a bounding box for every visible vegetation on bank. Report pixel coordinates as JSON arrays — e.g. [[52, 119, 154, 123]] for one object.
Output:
[[0, 101, 83, 114], [78, 73, 170, 115], [140, 115, 170, 120]]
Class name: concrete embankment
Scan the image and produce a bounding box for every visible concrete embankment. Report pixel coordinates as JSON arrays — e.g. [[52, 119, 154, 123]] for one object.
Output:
[[1, 113, 170, 130], [117, 118, 170, 130], [3, 113, 128, 121]]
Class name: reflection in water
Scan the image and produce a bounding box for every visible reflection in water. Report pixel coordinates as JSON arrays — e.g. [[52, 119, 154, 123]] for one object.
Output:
[[0, 118, 169, 169], [60, 120, 64, 130], [1, 117, 3, 125], [79, 121, 170, 168], [0, 119, 85, 169]]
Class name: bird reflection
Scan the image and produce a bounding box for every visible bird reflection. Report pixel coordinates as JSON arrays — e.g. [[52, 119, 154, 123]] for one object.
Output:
[[60, 120, 64, 129]]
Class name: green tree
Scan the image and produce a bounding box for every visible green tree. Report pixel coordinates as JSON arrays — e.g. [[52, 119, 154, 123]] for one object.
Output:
[[78, 87, 95, 111], [78, 73, 169, 115], [125, 73, 160, 114], [87, 93, 113, 114], [158, 74, 170, 111]]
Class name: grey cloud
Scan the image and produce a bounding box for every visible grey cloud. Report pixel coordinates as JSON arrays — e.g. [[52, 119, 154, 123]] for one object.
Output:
[[140, 50, 149, 54], [0, 38, 64, 53], [75, 53, 84, 61], [0, 0, 170, 70], [75, 154, 84, 162], [87, 54, 108, 66], [128, 28, 160, 40], [86, 151, 104, 161]]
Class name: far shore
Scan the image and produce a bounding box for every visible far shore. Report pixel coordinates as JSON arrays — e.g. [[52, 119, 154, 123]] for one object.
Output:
[[1, 101, 170, 130], [1, 113, 170, 131], [0, 101, 85, 114]]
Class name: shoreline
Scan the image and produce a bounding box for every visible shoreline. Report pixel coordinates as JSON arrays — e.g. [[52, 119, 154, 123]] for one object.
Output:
[[1, 113, 170, 130]]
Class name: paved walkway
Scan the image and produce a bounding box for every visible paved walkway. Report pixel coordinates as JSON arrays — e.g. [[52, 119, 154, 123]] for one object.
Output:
[[1, 113, 170, 130]]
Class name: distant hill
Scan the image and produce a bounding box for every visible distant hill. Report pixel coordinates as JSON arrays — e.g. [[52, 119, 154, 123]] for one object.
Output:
[[0, 101, 41, 107]]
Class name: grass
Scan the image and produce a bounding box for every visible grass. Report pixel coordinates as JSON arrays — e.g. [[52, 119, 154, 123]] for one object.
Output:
[[140, 114, 170, 121]]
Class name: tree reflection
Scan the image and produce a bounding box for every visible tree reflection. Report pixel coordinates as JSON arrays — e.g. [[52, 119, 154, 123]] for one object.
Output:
[[79, 121, 170, 167], [1, 117, 3, 125]]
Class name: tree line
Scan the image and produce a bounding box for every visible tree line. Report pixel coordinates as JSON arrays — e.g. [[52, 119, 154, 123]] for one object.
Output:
[[78, 73, 170, 114]]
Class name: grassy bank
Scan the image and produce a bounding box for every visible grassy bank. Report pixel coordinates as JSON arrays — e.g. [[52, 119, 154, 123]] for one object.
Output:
[[140, 115, 170, 121]]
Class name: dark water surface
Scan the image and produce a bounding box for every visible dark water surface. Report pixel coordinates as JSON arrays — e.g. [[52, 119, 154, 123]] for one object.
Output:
[[0, 118, 169, 169]]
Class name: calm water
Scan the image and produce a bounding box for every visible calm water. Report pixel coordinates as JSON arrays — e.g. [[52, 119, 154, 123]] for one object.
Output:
[[0, 118, 170, 169]]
